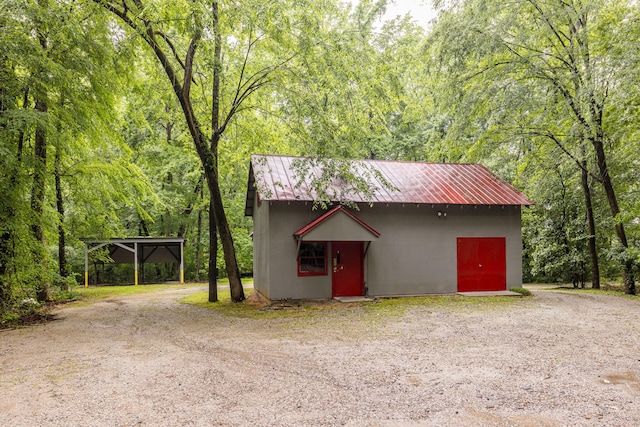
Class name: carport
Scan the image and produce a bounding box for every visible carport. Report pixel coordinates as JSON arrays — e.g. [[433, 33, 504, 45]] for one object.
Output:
[[84, 238, 185, 287]]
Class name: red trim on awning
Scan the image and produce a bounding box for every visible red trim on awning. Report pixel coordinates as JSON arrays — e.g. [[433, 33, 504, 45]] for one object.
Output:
[[293, 205, 381, 239]]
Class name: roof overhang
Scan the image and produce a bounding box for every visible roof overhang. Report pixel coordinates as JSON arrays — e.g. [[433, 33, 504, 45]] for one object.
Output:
[[293, 206, 380, 242]]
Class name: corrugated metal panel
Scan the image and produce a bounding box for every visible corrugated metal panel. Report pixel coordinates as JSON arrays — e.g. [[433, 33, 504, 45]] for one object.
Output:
[[247, 154, 533, 209]]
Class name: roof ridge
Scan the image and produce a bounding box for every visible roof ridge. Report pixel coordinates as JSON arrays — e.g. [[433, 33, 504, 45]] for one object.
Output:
[[253, 153, 482, 167]]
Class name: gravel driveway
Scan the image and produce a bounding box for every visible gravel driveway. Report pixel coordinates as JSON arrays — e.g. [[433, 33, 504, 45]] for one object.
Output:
[[1, 285, 639, 426]]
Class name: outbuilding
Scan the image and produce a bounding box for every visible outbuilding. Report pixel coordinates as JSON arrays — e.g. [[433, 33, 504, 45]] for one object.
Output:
[[83, 238, 186, 286], [245, 154, 533, 300]]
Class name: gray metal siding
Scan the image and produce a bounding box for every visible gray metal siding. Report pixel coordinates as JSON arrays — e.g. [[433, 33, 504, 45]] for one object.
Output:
[[300, 211, 379, 242], [267, 203, 332, 299], [255, 201, 524, 300], [251, 194, 271, 299], [357, 204, 523, 296]]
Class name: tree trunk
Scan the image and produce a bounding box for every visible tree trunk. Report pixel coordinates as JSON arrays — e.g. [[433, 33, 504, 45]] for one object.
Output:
[[31, 99, 50, 302], [31, 103, 47, 237], [54, 145, 69, 285], [208, 173, 244, 301], [576, 5, 634, 294], [195, 206, 203, 282], [591, 136, 634, 294], [139, 219, 150, 236], [580, 149, 599, 289], [209, 2, 244, 302], [208, 199, 218, 302], [195, 181, 204, 282], [0, 224, 12, 309]]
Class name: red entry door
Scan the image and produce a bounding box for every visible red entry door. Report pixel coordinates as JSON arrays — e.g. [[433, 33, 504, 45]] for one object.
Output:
[[457, 237, 506, 292], [332, 241, 364, 297]]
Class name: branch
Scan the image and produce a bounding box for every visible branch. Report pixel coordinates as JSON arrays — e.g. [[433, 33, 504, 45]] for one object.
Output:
[[155, 31, 187, 70], [93, 0, 138, 32], [491, 33, 592, 134], [526, 0, 570, 50], [218, 53, 296, 136], [93, 0, 210, 166], [92, 0, 184, 98], [466, 60, 517, 80], [230, 30, 263, 119], [183, 30, 201, 99], [501, 37, 574, 71], [521, 129, 601, 183]]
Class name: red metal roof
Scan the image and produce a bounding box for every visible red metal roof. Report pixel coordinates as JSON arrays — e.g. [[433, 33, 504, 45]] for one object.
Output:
[[246, 155, 533, 214]]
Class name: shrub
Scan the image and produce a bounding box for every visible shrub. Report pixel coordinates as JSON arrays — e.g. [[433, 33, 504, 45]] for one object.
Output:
[[510, 287, 532, 296]]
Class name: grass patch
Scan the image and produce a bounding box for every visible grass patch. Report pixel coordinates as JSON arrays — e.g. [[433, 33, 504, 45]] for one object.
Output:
[[181, 291, 522, 320], [215, 276, 253, 286], [181, 290, 351, 319], [75, 284, 192, 304], [544, 283, 640, 300], [368, 295, 520, 315], [525, 281, 640, 300], [509, 287, 532, 296]]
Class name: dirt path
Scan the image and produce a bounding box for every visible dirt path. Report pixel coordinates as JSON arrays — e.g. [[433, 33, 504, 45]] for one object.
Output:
[[1, 286, 639, 426]]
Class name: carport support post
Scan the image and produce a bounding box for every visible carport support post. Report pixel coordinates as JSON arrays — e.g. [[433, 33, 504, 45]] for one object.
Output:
[[84, 243, 89, 288], [134, 242, 139, 286], [180, 240, 184, 284]]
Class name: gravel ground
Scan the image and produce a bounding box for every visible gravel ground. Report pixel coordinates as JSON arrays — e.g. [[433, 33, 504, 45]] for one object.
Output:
[[1, 285, 639, 426]]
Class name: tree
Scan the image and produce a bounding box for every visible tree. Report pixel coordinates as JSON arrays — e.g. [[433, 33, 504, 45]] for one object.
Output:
[[92, 0, 333, 302], [0, 0, 152, 311], [425, 0, 639, 291]]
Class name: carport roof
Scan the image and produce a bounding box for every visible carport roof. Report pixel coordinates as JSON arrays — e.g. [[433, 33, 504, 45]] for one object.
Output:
[[83, 237, 186, 244], [245, 155, 533, 215], [84, 238, 186, 264]]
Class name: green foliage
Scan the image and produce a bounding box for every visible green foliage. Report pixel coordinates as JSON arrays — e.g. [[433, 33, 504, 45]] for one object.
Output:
[[273, 2, 428, 160], [0, 297, 41, 328], [509, 287, 532, 297], [0, 0, 154, 312], [50, 289, 82, 303], [1, 0, 639, 307], [424, 0, 640, 286], [289, 157, 397, 209], [51, 272, 79, 291], [521, 161, 591, 282]]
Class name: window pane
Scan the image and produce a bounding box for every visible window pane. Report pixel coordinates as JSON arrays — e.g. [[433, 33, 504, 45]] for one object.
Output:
[[298, 242, 326, 275]]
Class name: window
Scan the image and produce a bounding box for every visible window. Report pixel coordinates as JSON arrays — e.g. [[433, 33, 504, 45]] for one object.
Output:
[[297, 242, 327, 276]]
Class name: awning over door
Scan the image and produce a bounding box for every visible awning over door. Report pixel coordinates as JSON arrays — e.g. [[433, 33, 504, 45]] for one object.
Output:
[[293, 205, 380, 242]]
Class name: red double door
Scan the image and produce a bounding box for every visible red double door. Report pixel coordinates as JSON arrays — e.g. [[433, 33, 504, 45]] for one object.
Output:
[[457, 237, 506, 292], [331, 241, 364, 297]]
